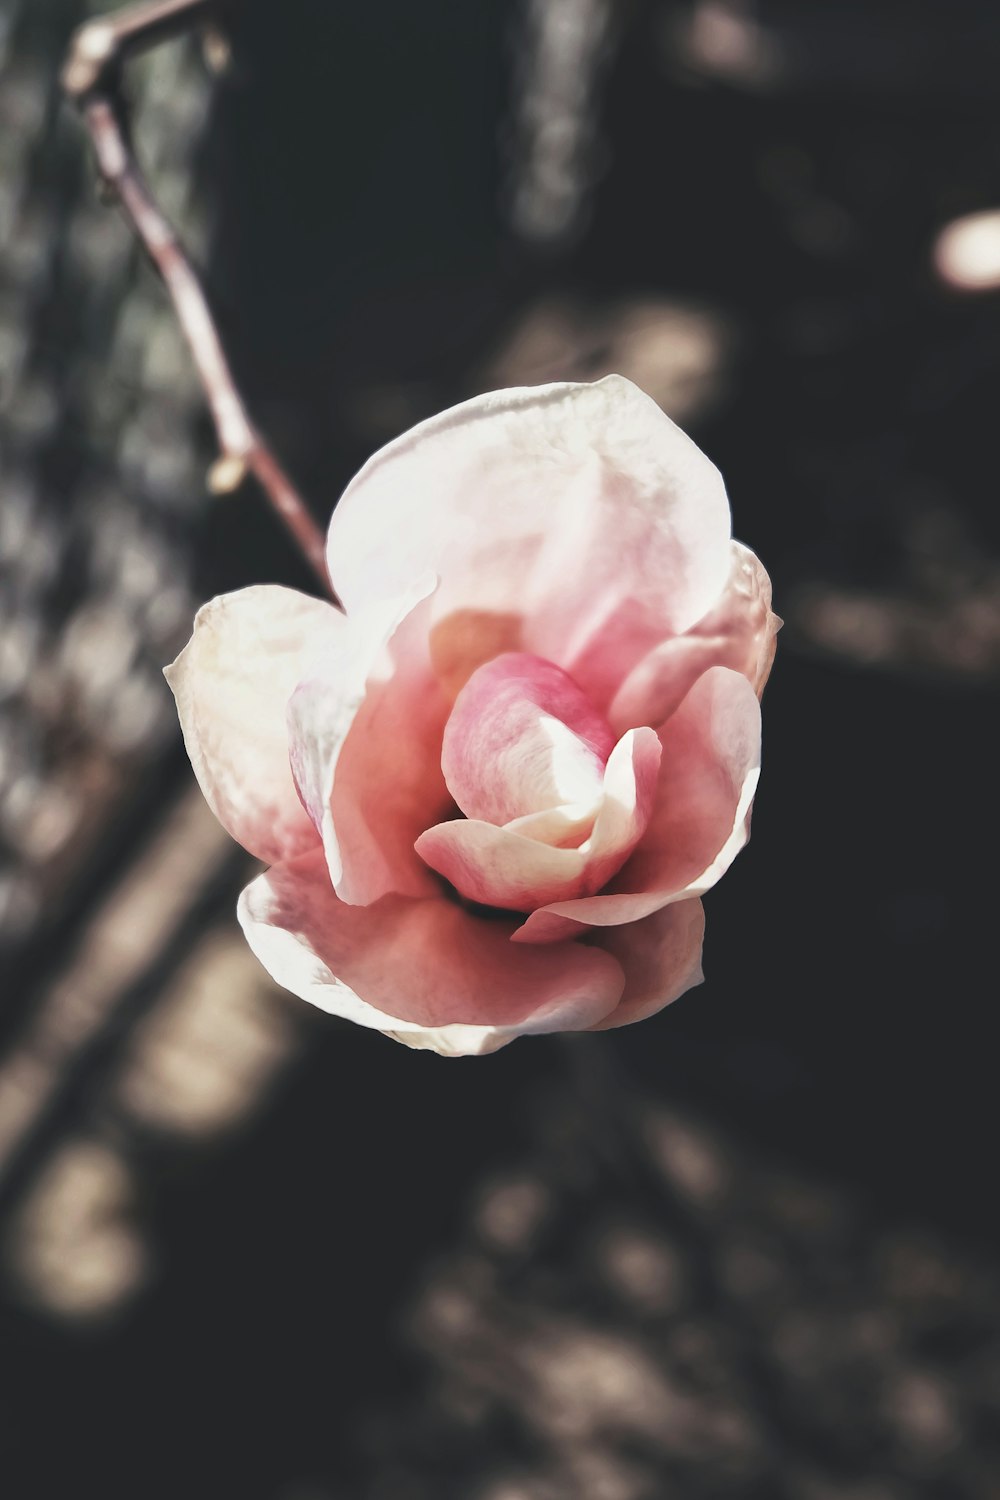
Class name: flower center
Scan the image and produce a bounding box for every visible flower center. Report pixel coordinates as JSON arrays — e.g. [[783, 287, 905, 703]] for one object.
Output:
[[440, 651, 615, 830]]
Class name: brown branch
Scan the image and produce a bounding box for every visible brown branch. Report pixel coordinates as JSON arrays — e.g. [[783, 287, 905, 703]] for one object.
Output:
[[63, 0, 342, 607]]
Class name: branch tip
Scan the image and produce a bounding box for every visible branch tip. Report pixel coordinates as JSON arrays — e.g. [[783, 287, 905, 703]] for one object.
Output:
[[61, 0, 340, 606], [207, 454, 248, 494]]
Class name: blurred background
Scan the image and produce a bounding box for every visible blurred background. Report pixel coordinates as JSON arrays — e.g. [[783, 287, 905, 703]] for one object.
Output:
[[1, 0, 999, 1495]]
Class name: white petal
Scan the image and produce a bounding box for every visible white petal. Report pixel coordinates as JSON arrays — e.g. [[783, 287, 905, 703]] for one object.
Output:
[[164, 585, 344, 863]]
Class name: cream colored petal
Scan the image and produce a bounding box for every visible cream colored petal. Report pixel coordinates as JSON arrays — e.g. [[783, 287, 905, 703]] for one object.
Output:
[[164, 585, 344, 864], [327, 377, 733, 714]]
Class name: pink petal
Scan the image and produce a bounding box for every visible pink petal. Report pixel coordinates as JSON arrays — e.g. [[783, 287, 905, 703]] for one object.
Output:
[[513, 667, 760, 942], [237, 851, 625, 1056], [164, 585, 344, 864], [287, 579, 451, 905], [326, 378, 732, 707], [609, 542, 780, 732], [415, 727, 661, 911], [589, 899, 705, 1030], [441, 653, 615, 826]]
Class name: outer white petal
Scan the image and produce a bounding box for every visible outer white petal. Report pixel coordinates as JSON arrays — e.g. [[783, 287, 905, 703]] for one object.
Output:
[[326, 377, 733, 704], [164, 585, 344, 864]]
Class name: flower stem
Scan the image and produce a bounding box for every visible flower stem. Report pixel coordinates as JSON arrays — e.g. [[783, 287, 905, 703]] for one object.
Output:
[[62, 0, 342, 608]]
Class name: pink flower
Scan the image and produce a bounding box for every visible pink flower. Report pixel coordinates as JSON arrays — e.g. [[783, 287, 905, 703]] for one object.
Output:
[[166, 377, 777, 1056]]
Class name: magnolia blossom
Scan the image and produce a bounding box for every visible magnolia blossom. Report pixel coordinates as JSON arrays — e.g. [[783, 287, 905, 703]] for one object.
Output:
[[166, 376, 777, 1056]]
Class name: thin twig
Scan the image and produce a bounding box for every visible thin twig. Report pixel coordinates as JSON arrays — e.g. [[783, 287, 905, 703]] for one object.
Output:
[[63, 0, 341, 605]]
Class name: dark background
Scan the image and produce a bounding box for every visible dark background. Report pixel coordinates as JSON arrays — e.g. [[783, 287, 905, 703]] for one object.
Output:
[[1, 1, 998, 1496]]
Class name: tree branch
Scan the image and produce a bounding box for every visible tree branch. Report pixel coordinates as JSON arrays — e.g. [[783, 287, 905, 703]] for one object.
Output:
[[63, 0, 341, 606]]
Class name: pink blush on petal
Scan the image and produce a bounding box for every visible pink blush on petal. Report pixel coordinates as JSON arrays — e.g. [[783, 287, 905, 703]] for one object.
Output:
[[415, 725, 661, 914], [441, 652, 616, 827]]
